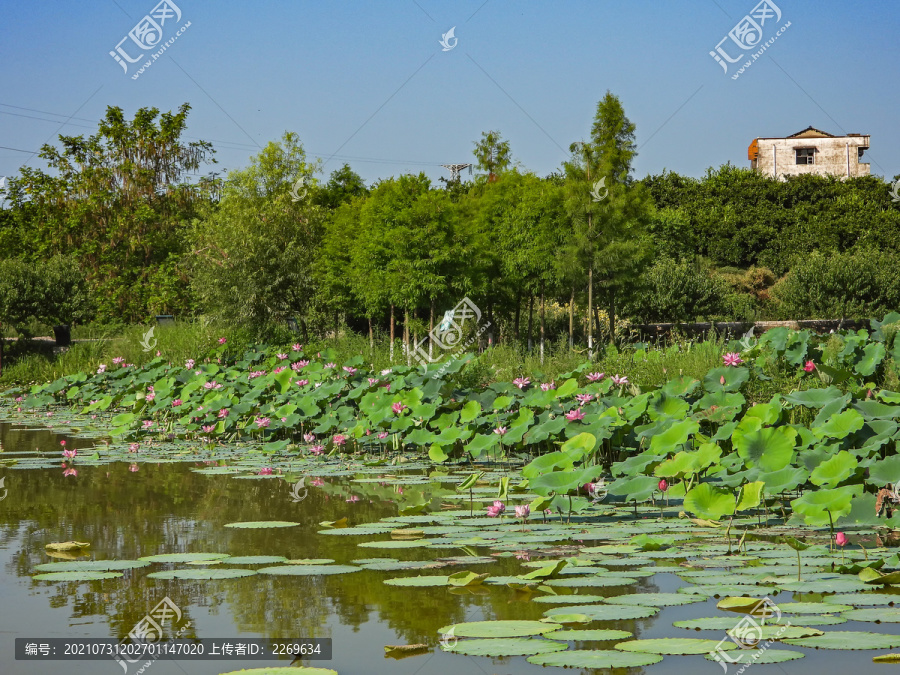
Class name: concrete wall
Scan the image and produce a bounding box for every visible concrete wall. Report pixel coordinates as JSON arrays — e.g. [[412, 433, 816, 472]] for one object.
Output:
[[751, 136, 870, 179]]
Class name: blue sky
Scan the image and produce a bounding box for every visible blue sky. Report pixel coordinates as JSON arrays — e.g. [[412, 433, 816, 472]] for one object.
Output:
[[1, 0, 898, 187]]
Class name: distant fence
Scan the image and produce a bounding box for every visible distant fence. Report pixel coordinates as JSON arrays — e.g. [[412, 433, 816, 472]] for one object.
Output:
[[630, 319, 871, 342]]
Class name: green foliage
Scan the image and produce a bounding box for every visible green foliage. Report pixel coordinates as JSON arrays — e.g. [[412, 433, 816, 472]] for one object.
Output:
[[625, 256, 731, 323]]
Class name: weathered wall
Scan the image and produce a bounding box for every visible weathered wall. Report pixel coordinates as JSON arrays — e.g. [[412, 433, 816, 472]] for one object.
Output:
[[752, 136, 870, 179]]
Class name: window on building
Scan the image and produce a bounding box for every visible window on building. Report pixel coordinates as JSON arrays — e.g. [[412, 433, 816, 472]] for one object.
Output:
[[858, 147, 869, 163], [795, 148, 815, 165]]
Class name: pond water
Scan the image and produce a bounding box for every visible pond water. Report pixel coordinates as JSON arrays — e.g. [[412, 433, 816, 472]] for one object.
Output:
[[1, 421, 899, 675]]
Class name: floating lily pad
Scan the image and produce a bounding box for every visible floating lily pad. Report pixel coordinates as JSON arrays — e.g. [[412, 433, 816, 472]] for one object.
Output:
[[384, 575, 451, 587], [825, 593, 900, 606], [679, 585, 778, 597], [702, 649, 805, 665], [616, 638, 739, 655], [358, 540, 433, 549], [778, 601, 853, 613], [437, 621, 561, 638], [258, 565, 360, 576], [603, 592, 706, 606], [285, 559, 336, 565], [34, 560, 149, 572], [783, 631, 900, 650], [544, 604, 659, 621], [841, 608, 900, 623], [32, 571, 123, 581], [222, 556, 289, 565], [532, 594, 607, 604], [779, 578, 869, 594], [544, 629, 633, 641], [139, 553, 231, 563], [728, 625, 823, 640], [146, 569, 256, 580], [544, 575, 638, 587], [216, 668, 337, 675], [443, 638, 568, 656], [527, 649, 663, 668], [223, 521, 300, 529]]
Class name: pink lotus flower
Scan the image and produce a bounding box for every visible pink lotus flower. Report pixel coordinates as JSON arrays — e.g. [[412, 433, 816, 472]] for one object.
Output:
[[804, 360, 816, 372], [277, 353, 288, 360], [129, 443, 140, 452], [343, 366, 357, 375], [273, 366, 286, 374], [201, 425, 215, 433], [62, 449, 76, 459], [146, 392, 155, 401], [377, 432, 389, 440], [515, 550, 531, 561], [303, 433, 316, 443], [295, 379, 309, 387], [494, 426, 508, 435], [310, 445, 325, 455], [218, 337, 227, 344], [513, 377, 530, 389], [723, 352, 744, 367], [97, 364, 107, 374], [324, 362, 336, 369], [540, 382, 556, 391], [258, 467, 273, 475], [368, 378, 379, 386], [381, 368, 392, 376], [60, 440, 66, 446], [835, 532, 848, 547], [249, 370, 266, 379], [218, 408, 229, 418], [292, 343, 303, 351], [129, 463, 139, 472], [658, 479, 668, 492], [575, 394, 594, 405], [291, 362, 304, 372], [392, 402, 407, 415], [185, 359, 195, 369], [296, 360, 309, 368], [255, 417, 271, 428], [311, 477, 325, 487], [487, 500, 506, 517], [611, 374, 628, 386], [586, 372, 604, 382], [515, 504, 530, 519], [333, 434, 347, 446], [172, 399, 183, 407], [63, 467, 77, 477], [142, 420, 154, 429], [112, 357, 125, 365], [565, 409, 585, 421], [346, 495, 360, 503]]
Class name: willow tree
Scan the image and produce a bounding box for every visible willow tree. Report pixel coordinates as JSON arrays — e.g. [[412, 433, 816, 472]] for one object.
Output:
[[562, 92, 654, 350], [5, 104, 216, 320]]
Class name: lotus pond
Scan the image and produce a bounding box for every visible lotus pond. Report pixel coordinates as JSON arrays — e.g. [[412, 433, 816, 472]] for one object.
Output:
[[3, 317, 900, 674]]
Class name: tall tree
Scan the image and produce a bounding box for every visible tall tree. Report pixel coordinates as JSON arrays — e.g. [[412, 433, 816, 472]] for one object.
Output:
[[189, 132, 323, 336], [473, 130, 512, 182], [563, 91, 654, 349], [5, 104, 216, 320]]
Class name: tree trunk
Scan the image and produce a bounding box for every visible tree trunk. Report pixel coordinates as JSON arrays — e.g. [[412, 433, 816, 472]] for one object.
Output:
[[300, 317, 309, 344], [514, 289, 521, 343], [588, 262, 594, 358], [368, 316, 374, 355], [429, 299, 435, 360], [593, 304, 603, 349], [487, 301, 493, 348], [390, 304, 395, 363], [404, 308, 410, 366], [539, 282, 546, 365], [609, 294, 616, 347], [527, 294, 534, 352], [568, 285, 575, 351], [334, 311, 339, 341]]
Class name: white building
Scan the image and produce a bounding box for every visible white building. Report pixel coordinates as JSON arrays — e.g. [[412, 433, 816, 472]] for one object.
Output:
[[749, 126, 870, 179]]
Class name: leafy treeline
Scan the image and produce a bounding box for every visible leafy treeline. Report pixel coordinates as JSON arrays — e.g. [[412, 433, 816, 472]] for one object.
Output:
[[1, 97, 899, 347]]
